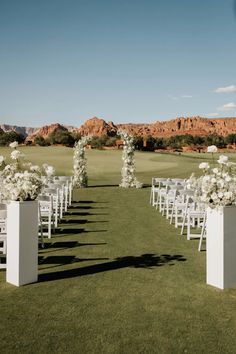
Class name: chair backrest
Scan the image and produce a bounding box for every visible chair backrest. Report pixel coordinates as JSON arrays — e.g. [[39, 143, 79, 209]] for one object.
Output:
[[38, 195, 53, 212], [43, 188, 58, 196], [48, 183, 64, 190], [0, 209, 7, 235]]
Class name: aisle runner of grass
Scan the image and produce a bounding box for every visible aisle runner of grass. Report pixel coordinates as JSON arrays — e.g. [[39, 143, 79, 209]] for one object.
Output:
[[1, 185, 236, 353]]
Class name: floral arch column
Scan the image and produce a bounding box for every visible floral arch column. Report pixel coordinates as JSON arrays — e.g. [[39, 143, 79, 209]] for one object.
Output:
[[73, 136, 90, 188], [118, 130, 143, 188]]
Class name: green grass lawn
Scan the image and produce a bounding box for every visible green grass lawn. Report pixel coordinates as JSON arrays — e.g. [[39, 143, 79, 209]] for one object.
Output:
[[1, 147, 236, 354]]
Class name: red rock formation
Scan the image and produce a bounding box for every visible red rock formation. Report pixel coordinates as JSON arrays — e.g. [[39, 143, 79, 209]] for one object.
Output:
[[27, 123, 68, 141], [76, 117, 117, 136], [118, 116, 236, 138], [4, 116, 236, 141]]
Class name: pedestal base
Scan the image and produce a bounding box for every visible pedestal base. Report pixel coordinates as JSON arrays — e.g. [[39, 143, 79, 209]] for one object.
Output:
[[6, 201, 38, 286], [207, 206, 236, 289]]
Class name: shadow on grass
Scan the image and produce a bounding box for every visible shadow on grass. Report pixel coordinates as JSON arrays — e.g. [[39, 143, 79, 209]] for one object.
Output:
[[88, 184, 118, 188], [63, 212, 108, 216], [55, 228, 108, 235], [70, 201, 108, 206], [39, 241, 107, 253], [62, 219, 108, 225], [38, 256, 109, 269], [62, 219, 88, 224], [38, 253, 186, 283]]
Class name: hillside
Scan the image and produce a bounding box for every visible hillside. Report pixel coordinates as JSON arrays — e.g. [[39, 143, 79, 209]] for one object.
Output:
[[2, 116, 236, 140]]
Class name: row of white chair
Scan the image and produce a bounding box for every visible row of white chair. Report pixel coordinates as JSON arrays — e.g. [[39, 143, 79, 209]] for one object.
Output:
[[150, 177, 206, 251], [38, 176, 73, 240]]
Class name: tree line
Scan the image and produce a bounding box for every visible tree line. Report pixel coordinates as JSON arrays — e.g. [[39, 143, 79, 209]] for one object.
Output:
[[1, 129, 236, 150]]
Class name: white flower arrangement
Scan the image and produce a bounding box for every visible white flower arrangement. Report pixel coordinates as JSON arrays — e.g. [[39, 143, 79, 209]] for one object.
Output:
[[42, 163, 55, 177], [0, 155, 5, 166], [207, 145, 218, 153], [0, 141, 45, 202], [1, 170, 42, 202], [9, 141, 19, 149], [73, 136, 90, 188], [187, 154, 236, 209], [118, 130, 143, 189], [10, 149, 25, 160]]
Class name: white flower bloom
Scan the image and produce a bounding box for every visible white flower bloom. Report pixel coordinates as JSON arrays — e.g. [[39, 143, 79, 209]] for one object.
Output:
[[199, 162, 209, 170], [225, 176, 232, 182], [212, 168, 218, 174], [10, 150, 22, 160], [9, 141, 18, 148], [217, 155, 228, 164], [30, 165, 41, 173], [224, 191, 233, 199], [207, 145, 218, 153], [0, 155, 5, 166]]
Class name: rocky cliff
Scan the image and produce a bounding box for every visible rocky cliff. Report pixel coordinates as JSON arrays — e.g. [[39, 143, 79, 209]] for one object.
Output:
[[27, 123, 68, 141], [0, 124, 38, 137], [76, 117, 117, 136], [3, 116, 236, 140], [118, 116, 236, 137]]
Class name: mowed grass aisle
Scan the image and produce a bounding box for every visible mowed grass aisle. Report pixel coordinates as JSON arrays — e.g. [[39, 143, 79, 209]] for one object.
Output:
[[1, 147, 236, 353]]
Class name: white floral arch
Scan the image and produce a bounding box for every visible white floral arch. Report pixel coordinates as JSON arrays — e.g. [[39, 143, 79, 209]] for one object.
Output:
[[73, 132, 143, 189]]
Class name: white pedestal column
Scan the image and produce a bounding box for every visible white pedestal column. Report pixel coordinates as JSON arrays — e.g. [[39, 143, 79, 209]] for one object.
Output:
[[6, 200, 38, 286], [207, 206, 236, 289]]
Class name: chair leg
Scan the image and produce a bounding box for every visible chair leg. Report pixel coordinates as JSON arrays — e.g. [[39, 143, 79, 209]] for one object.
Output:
[[198, 216, 206, 251]]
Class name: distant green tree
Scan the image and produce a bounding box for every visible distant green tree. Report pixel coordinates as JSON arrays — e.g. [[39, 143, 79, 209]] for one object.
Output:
[[133, 136, 143, 150], [167, 136, 182, 149], [90, 136, 108, 149], [48, 130, 75, 146], [34, 135, 49, 146], [146, 136, 156, 151], [0, 131, 25, 146], [226, 134, 236, 145], [182, 134, 195, 146], [193, 136, 205, 146], [105, 136, 117, 147], [6, 131, 25, 144], [154, 138, 166, 149], [205, 134, 226, 148]]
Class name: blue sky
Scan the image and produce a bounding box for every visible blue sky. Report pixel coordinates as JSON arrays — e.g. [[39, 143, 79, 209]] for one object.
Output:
[[0, 0, 236, 127]]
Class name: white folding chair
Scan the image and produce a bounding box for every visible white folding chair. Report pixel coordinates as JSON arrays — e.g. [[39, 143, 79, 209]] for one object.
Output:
[[150, 178, 167, 206], [48, 183, 66, 218], [186, 205, 206, 240], [56, 176, 73, 206], [43, 188, 60, 227], [164, 185, 184, 220], [38, 195, 55, 239], [158, 180, 175, 212]]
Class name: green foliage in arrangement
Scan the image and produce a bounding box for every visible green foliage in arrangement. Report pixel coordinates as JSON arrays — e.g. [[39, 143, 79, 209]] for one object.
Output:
[[1, 147, 236, 353]]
